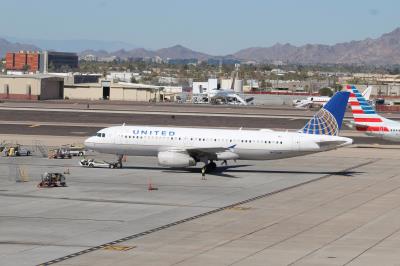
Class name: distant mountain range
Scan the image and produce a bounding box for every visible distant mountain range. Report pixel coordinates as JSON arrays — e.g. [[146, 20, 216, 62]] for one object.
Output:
[[3, 37, 138, 53], [2, 27, 400, 65], [0, 38, 40, 57], [80, 44, 211, 61], [234, 28, 400, 65]]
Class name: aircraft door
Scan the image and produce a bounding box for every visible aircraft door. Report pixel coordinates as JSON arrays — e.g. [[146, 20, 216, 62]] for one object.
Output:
[[292, 135, 301, 151], [379, 126, 386, 138]]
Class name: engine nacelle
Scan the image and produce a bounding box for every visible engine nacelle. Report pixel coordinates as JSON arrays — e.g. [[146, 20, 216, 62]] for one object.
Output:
[[158, 151, 196, 167]]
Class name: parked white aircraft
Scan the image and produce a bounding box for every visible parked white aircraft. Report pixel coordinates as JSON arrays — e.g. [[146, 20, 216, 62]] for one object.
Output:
[[293, 87, 371, 109], [208, 88, 253, 105], [347, 85, 400, 142], [84, 92, 352, 173]]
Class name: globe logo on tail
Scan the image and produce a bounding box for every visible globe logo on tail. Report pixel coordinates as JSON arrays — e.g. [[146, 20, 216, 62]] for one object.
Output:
[[301, 108, 339, 136]]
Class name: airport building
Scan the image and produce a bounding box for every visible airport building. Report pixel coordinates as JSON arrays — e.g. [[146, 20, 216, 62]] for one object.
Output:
[[0, 72, 180, 102], [64, 80, 165, 101], [5, 51, 40, 72], [192, 78, 243, 94], [41, 51, 78, 73], [5, 51, 78, 73], [0, 74, 64, 100]]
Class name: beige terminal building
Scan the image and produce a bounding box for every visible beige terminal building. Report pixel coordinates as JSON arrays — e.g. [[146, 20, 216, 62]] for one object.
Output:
[[0, 74, 64, 100], [64, 81, 162, 101], [0, 74, 164, 102]]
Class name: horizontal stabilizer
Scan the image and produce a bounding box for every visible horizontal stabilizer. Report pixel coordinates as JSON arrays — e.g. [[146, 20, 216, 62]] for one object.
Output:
[[316, 139, 352, 148]]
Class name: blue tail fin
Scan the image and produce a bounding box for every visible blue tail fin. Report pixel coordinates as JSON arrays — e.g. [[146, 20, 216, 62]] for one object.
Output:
[[300, 91, 350, 136]]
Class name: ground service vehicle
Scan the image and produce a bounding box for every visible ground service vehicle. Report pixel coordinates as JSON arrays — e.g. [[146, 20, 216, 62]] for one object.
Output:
[[38, 172, 66, 187], [49, 148, 72, 159]]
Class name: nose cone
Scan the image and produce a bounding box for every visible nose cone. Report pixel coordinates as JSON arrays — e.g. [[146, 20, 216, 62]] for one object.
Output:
[[84, 136, 95, 150]]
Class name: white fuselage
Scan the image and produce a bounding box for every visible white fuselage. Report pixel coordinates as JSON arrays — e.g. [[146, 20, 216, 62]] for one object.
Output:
[[364, 118, 400, 142], [84, 126, 352, 162], [293, 97, 330, 108]]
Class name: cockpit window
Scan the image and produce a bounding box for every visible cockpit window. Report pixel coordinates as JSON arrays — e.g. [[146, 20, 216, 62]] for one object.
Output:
[[96, 133, 101, 137], [102, 133, 105, 138]]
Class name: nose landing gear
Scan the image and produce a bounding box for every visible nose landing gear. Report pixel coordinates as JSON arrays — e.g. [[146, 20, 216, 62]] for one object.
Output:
[[116, 155, 124, 168]]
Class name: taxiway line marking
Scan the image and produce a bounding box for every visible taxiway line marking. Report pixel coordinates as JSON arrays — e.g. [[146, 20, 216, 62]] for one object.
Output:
[[36, 159, 376, 266]]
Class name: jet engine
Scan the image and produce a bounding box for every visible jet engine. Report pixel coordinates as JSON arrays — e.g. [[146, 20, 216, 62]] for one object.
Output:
[[158, 151, 196, 167]]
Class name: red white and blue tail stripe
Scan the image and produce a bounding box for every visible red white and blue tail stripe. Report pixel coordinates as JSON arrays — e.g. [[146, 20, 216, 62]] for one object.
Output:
[[346, 85, 388, 132]]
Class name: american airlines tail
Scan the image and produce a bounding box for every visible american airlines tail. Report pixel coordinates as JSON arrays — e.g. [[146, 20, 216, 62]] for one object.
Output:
[[346, 85, 400, 142], [300, 91, 349, 136], [346, 85, 387, 132]]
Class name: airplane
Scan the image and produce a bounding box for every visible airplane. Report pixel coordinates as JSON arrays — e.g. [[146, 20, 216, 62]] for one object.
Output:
[[208, 88, 253, 105], [293, 87, 371, 109], [84, 91, 352, 174], [346, 85, 400, 142]]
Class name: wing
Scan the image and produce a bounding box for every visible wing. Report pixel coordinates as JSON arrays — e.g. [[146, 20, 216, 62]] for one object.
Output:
[[161, 145, 237, 160], [186, 146, 235, 160]]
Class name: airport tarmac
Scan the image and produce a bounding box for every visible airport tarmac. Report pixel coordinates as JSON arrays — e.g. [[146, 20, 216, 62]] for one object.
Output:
[[1, 101, 400, 265], [53, 146, 400, 266], [1, 146, 400, 266]]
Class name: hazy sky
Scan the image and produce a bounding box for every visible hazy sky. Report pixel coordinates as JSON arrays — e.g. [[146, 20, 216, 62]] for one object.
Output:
[[0, 0, 399, 54]]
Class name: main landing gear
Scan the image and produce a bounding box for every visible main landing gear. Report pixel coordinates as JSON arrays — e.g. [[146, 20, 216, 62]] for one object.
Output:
[[201, 160, 217, 179]]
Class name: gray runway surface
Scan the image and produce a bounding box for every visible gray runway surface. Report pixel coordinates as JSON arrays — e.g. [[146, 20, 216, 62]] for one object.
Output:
[[1, 102, 400, 265], [54, 147, 400, 266], [0, 109, 310, 128], [0, 148, 375, 266]]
